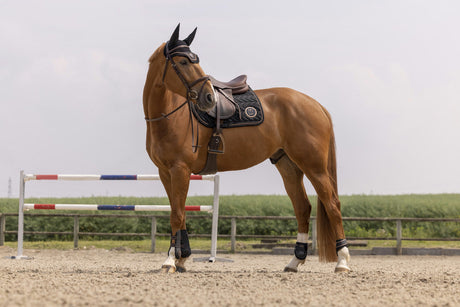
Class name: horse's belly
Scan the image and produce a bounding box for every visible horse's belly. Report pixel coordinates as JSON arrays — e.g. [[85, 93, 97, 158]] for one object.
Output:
[[214, 126, 279, 172]]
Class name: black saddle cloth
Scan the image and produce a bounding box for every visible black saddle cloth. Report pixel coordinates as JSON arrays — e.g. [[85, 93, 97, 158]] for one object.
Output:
[[191, 87, 264, 129]]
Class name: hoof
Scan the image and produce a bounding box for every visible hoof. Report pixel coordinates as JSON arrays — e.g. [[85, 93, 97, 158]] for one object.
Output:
[[176, 265, 186, 273], [161, 265, 176, 273], [283, 267, 298, 273], [334, 266, 350, 273], [284, 256, 304, 273], [335, 246, 351, 273]]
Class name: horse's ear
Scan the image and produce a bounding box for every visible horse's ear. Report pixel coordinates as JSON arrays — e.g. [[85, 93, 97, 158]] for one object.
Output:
[[183, 27, 197, 46], [169, 24, 180, 46]]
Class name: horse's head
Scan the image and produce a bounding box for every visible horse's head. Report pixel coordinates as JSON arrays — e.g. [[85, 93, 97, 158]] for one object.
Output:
[[154, 24, 216, 112]]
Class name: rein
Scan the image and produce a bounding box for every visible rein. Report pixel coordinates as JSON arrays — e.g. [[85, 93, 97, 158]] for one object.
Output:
[[144, 100, 188, 122], [145, 43, 211, 153]]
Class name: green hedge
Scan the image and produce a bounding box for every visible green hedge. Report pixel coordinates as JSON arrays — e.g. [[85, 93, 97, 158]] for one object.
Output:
[[1, 194, 460, 241]]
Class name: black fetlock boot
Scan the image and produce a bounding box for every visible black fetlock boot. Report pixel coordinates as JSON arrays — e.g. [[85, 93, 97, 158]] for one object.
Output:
[[294, 242, 309, 260], [173, 230, 191, 259]]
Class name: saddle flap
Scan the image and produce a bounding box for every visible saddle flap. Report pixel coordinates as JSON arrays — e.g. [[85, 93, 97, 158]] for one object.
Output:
[[207, 89, 236, 119]]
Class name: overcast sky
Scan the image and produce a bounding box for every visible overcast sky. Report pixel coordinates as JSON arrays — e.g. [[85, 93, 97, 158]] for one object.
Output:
[[1, 1, 460, 198]]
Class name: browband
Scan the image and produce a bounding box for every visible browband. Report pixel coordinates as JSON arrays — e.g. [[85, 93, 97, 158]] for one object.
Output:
[[164, 42, 200, 63]]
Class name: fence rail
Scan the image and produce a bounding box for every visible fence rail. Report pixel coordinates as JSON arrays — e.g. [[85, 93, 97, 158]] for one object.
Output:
[[1, 213, 459, 255]]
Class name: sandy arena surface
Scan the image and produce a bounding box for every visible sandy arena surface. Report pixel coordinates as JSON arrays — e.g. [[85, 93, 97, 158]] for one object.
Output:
[[1, 246, 459, 307]]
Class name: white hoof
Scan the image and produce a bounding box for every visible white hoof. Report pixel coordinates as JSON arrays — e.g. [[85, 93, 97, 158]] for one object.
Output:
[[161, 264, 176, 273], [161, 247, 177, 273], [334, 246, 351, 273], [284, 256, 305, 273]]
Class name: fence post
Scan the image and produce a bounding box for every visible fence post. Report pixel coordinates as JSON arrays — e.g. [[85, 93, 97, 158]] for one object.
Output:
[[396, 219, 402, 255], [209, 175, 220, 261], [0, 214, 5, 246], [231, 218, 236, 253], [73, 216, 79, 249], [16, 170, 26, 258], [151, 217, 157, 253], [311, 218, 317, 255]]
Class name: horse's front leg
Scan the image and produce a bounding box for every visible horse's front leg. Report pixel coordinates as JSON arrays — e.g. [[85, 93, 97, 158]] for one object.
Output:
[[159, 166, 192, 273]]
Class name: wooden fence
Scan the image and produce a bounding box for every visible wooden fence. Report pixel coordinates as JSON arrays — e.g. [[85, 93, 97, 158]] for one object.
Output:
[[1, 213, 459, 255]]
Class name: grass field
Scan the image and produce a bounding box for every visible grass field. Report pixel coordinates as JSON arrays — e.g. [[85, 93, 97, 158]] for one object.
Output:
[[1, 194, 459, 248], [2, 194, 460, 217]]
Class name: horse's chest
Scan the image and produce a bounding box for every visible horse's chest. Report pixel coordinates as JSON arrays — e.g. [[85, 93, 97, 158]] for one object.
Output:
[[147, 137, 190, 169]]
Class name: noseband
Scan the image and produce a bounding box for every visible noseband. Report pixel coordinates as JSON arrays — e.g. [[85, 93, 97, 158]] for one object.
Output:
[[145, 42, 211, 153]]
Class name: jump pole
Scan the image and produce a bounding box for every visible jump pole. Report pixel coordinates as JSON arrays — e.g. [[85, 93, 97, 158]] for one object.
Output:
[[14, 171, 228, 263]]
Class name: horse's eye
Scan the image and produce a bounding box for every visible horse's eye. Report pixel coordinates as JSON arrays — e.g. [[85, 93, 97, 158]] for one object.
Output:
[[180, 59, 188, 66]]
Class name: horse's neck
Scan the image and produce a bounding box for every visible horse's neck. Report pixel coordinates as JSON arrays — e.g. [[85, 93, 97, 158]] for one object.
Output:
[[145, 84, 191, 139], [146, 84, 176, 118]]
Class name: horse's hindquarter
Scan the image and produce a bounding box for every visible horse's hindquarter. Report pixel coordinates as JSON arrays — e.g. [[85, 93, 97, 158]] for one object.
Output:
[[216, 87, 332, 172], [258, 87, 331, 134]]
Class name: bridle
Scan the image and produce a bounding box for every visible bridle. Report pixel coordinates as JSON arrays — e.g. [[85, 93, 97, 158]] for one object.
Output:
[[161, 44, 210, 102], [145, 42, 212, 152]]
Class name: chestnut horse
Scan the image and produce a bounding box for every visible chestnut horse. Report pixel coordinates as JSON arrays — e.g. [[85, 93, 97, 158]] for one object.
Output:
[[143, 25, 350, 273]]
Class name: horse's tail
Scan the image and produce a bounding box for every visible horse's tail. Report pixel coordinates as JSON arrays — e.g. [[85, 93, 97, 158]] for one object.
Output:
[[316, 108, 340, 262]]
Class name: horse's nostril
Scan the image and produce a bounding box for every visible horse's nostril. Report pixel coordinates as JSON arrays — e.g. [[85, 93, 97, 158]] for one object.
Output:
[[206, 93, 214, 103]]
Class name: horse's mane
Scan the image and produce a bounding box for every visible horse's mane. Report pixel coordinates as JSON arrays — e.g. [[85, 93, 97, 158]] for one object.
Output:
[[148, 42, 165, 63], [143, 43, 166, 109]]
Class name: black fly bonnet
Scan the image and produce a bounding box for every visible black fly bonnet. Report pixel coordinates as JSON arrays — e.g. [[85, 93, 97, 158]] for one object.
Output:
[[164, 41, 200, 64]]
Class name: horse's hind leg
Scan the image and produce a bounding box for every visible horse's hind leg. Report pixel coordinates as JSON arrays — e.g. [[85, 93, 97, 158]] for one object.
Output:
[[273, 153, 312, 272], [285, 144, 350, 272]]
